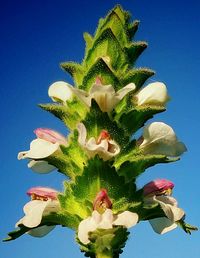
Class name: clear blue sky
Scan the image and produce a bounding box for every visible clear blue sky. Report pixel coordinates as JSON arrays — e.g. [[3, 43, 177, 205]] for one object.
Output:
[[1, 0, 199, 257]]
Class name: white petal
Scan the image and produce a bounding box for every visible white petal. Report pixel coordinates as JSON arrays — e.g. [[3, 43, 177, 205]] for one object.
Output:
[[78, 214, 99, 244], [28, 160, 56, 174], [22, 200, 49, 228], [116, 83, 136, 100], [140, 122, 187, 157], [89, 83, 115, 95], [77, 123, 87, 146], [155, 196, 185, 221], [136, 82, 169, 106], [48, 81, 73, 103], [28, 225, 55, 237], [149, 217, 177, 234], [18, 139, 59, 159], [90, 84, 117, 112], [86, 138, 108, 152], [43, 200, 60, 216], [86, 139, 119, 161], [107, 139, 120, 155], [98, 209, 113, 229], [113, 211, 138, 228], [72, 88, 91, 107]]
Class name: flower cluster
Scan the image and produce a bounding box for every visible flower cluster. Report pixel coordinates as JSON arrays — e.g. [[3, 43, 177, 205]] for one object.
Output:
[[7, 6, 197, 258]]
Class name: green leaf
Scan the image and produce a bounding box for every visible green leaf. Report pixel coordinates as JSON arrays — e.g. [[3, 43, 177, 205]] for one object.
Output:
[[114, 153, 178, 182], [115, 104, 165, 135], [127, 20, 140, 40], [125, 41, 147, 65], [39, 97, 88, 130], [177, 219, 198, 234], [71, 157, 135, 203], [121, 68, 155, 90], [60, 62, 85, 86], [46, 132, 87, 179], [84, 32, 94, 57], [83, 100, 129, 146], [3, 226, 30, 242], [94, 5, 129, 47], [81, 58, 122, 91], [84, 28, 128, 71]]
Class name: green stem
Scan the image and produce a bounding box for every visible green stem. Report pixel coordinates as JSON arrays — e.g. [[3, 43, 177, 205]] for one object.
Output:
[[96, 252, 113, 258]]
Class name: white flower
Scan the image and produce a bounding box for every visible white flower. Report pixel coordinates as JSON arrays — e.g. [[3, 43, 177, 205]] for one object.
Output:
[[48, 80, 136, 112], [18, 128, 67, 173], [135, 82, 170, 106], [78, 209, 138, 244], [77, 123, 120, 161], [139, 122, 187, 157], [16, 187, 60, 237], [148, 195, 185, 234]]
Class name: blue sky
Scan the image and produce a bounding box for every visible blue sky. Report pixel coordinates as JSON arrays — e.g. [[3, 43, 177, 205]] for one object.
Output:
[[1, 0, 199, 257]]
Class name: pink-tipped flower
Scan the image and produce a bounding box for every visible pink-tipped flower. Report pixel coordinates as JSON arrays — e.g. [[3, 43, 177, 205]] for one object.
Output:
[[27, 187, 58, 201], [34, 128, 67, 146], [18, 128, 67, 174], [143, 179, 185, 234], [16, 187, 60, 238], [93, 189, 112, 213], [143, 179, 174, 196]]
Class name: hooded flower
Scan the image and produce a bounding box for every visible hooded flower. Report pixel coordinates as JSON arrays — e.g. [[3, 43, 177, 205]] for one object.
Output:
[[48, 79, 136, 112], [18, 128, 67, 173], [77, 123, 120, 161], [93, 189, 112, 213], [138, 122, 187, 157], [143, 179, 185, 234], [135, 82, 170, 106], [78, 209, 138, 244], [16, 187, 60, 237]]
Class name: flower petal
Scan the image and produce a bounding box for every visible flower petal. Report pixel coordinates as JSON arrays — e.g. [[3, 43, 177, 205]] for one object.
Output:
[[116, 83, 136, 100], [113, 211, 138, 228], [90, 84, 117, 112], [155, 196, 184, 222], [28, 225, 55, 237], [77, 123, 87, 146], [98, 209, 113, 229], [78, 212, 100, 244], [48, 81, 73, 103], [28, 160, 56, 174], [34, 128, 67, 145], [18, 139, 59, 160], [139, 122, 187, 157], [149, 217, 177, 234], [136, 82, 169, 106], [21, 200, 49, 228]]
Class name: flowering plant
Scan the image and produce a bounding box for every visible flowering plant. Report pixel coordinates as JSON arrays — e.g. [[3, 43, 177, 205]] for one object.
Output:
[[4, 5, 197, 258]]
